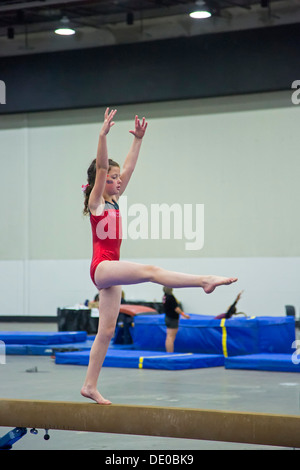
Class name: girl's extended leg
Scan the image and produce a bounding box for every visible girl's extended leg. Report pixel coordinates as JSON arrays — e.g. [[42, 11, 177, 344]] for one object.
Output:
[[94, 260, 237, 291], [81, 285, 122, 404], [84, 261, 236, 404]]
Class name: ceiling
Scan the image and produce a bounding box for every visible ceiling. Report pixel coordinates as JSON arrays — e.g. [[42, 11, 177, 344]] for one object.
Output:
[[0, 0, 299, 57]]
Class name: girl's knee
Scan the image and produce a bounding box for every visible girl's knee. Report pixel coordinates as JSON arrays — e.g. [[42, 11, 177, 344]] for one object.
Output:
[[97, 326, 115, 343], [145, 264, 160, 282], [97, 318, 116, 342]]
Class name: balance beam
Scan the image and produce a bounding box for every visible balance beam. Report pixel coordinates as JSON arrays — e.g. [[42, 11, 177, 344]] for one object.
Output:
[[0, 399, 299, 448]]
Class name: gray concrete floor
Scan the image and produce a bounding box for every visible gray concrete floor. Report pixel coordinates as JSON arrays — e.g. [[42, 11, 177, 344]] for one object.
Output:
[[1, 323, 300, 450]]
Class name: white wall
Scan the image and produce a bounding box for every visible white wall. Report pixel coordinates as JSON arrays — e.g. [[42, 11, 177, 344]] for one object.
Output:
[[0, 91, 299, 317], [0, 257, 298, 318]]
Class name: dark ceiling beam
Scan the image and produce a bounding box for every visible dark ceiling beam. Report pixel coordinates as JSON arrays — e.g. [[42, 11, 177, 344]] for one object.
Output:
[[0, 22, 299, 115]]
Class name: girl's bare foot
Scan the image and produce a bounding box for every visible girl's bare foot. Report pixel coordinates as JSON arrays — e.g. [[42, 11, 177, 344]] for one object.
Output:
[[202, 276, 238, 294], [80, 386, 112, 405]]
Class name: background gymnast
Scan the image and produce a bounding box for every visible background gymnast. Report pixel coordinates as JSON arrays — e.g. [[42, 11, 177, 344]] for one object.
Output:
[[162, 286, 190, 353], [81, 107, 238, 404]]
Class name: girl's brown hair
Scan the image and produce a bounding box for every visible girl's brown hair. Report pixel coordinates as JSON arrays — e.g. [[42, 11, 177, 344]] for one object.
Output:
[[83, 158, 120, 215]]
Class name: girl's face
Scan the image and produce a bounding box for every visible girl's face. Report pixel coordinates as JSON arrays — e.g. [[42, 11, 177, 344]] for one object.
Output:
[[106, 166, 121, 194]]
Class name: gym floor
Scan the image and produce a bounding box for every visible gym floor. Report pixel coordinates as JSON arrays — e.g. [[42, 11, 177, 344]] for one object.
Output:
[[1, 322, 300, 450]]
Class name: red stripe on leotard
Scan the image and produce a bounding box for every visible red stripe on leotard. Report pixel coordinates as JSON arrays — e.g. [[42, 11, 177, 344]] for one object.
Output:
[[90, 201, 122, 286]]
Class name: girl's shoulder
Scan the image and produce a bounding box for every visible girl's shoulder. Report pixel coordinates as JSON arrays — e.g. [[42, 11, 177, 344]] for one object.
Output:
[[88, 196, 105, 216], [89, 198, 119, 216]]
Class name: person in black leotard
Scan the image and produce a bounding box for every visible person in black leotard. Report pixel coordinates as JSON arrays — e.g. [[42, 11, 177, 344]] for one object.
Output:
[[163, 287, 190, 353], [214, 291, 244, 319]]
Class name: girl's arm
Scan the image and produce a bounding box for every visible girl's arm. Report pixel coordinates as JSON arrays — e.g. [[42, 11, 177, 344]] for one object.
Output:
[[89, 108, 117, 212], [119, 115, 148, 196], [175, 306, 190, 319]]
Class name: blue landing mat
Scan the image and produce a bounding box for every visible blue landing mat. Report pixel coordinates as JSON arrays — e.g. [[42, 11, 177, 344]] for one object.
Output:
[[132, 315, 295, 355], [0, 331, 87, 345], [5, 340, 94, 356], [55, 349, 224, 370], [225, 353, 300, 373]]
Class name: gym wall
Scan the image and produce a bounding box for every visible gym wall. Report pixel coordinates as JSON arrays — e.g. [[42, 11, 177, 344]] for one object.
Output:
[[0, 91, 298, 317]]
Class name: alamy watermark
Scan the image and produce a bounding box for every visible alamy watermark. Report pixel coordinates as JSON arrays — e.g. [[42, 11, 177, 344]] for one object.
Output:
[[0, 341, 6, 364], [0, 80, 6, 104], [291, 80, 300, 105], [291, 340, 300, 365], [98, 196, 204, 251]]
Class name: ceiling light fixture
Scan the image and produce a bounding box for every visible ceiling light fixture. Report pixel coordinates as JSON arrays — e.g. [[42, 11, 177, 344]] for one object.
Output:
[[189, 10, 211, 19], [55, 16, 75, 36], [190, 0, 212, 19]]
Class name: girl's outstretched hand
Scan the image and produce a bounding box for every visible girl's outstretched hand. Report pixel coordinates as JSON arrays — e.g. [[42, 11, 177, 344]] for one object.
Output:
[[129, 115, 148, 139], [100, 107, 117, 136]]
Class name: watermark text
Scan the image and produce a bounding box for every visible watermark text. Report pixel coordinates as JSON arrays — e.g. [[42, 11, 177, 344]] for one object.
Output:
[[96, 196, 204, 251], [0, 80, 6, 104], [291, 80, 300, 105], [0, 341, 6, 364], [291, 340, 300, 365]]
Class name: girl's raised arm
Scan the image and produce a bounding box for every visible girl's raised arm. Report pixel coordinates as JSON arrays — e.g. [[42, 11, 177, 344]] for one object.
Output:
[[89, 108, 117, 212], [119, 115, 148, 196]]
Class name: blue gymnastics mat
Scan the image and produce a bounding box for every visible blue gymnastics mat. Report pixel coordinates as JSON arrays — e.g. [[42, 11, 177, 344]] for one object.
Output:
[[133, 314, 295, 355], [55, 348, 224, 370], [0, 331, 87, 345], [5, 340, 94, 356], [225, 353, 300, 373], [5, 339, 133, 356]]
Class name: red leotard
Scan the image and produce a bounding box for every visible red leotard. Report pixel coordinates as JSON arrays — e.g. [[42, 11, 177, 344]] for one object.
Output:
[[90, 200, 122, 286]]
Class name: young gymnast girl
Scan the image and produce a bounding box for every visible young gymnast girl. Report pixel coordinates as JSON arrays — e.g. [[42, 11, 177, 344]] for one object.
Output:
[[81, 108, 237, 404]]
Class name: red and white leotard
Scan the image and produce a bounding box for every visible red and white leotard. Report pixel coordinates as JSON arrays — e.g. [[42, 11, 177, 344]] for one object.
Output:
[[90, 200, 122, 286]]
